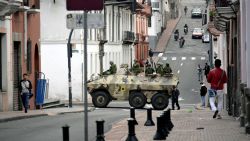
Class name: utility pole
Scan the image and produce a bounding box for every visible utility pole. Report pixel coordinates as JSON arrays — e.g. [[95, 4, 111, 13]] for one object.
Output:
[[67, 29, 74, 108], [99, 6, 107, 74]]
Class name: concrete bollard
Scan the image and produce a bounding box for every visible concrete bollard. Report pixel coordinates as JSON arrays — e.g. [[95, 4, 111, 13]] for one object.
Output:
[[153, 116, 167, 140], [62, 125, 70, 141], [130, 107, 138, 125], [96, 120, 105, 141], [126, 118, 138, 141], [164, 109, 174, 131], [144, 108, 155, 126]]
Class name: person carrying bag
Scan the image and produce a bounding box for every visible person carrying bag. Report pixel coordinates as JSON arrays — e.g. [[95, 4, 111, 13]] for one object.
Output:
[[207, 59, 227, 119]]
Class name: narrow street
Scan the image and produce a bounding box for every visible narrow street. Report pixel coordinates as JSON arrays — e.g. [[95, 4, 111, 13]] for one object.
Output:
[[159, 0, 209, 104]]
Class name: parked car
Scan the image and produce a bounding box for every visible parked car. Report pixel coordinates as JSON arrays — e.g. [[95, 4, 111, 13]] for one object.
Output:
[[191, 8, 202, 18], [192, 28, 204, 39], [202, 34, 210, 43]]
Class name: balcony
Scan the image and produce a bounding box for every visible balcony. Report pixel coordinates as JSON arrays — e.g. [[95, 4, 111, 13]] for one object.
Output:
[[0, 0, 21, 17], [0, 0, 8, 11], [122, 31, 135, 44], [141, 4, 151, 17], [134, 33, 139, 44]]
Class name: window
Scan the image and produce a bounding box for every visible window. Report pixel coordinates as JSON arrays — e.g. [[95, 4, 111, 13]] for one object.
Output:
[[27, 39, 32, 74], [148, 17, 151, 27], [152, 2, 159, 9]]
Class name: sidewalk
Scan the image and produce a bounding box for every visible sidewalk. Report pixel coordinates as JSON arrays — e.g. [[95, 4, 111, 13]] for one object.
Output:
[[152, 15, 181, 63], [105, 107, 250, 141], [0, 106, 94, 123]]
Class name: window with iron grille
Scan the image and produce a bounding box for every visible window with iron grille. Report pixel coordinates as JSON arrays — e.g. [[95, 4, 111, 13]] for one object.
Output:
[[27, 39, 32, 74], [148, 17, 151, 27]]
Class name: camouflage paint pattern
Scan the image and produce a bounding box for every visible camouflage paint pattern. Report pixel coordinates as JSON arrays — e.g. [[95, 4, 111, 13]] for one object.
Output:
[[87, 73, 179, 102]]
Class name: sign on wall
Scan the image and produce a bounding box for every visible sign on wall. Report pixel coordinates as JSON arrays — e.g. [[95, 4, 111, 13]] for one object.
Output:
[[66, 13, 104, 29]]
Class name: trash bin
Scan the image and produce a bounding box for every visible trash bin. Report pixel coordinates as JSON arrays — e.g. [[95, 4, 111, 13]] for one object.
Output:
[[36, 72, 47, 108]]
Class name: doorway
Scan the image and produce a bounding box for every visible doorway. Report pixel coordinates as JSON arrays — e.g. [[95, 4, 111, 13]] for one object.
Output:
[[13, 41, 22, 111]]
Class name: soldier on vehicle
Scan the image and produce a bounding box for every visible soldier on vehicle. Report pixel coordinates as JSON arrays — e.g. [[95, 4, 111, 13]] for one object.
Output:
[[163, 63, 172, 74], [131, 59, 141, 75], [103, 61, 117, 75], [156, 62, 164, 76], [145, 64, 154, 75]]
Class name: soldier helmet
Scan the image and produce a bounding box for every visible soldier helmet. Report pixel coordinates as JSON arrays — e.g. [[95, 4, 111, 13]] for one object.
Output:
[[110, 61, 113, 64], [157, 62, 163, 65], [166, 63, 169, 66]]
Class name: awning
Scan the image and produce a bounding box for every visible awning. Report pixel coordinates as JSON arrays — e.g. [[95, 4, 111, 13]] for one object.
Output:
[[207, 22, 223, 36]]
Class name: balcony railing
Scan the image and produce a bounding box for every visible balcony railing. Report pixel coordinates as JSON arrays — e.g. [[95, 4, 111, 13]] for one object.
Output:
[[214, 0, 230, 7], [122, 31, 135, 44]]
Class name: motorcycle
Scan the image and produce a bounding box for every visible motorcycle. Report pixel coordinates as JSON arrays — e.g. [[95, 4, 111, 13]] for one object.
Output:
[[184, 27, 188, 35], [179, 38, 185, 48], [174, 33, 179, 41]]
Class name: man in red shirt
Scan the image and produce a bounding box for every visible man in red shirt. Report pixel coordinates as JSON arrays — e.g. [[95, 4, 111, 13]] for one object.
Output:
[[207, 59, 227, 119]]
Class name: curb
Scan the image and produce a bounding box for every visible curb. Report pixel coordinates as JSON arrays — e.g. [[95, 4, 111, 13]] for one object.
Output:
[[0, 114, 48, 123], [0, 107, 95, 123]]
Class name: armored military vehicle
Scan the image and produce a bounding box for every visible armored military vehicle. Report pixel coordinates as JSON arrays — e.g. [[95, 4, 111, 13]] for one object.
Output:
[[87, 65, 179, 110]]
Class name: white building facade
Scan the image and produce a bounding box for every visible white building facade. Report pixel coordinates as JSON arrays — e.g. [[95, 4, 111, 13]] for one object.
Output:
[[40, 0, 135, 101], [148, 0, 170, 49]]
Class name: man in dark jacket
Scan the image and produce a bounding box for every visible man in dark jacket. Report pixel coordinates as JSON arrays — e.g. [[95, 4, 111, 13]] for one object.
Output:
[[172, 86, 180, 110], [200, 82, 207, 107], [19, 73, 32, 113]]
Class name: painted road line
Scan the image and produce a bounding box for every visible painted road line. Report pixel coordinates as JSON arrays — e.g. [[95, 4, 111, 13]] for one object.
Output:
[[181, 57, 186, 60], [172, 57, 177, 60], [191, 57, 196, 60], [201, 57, 206, 60], [158, 53, 163, 57], [162, 57, 167, 60], [177, 70, 180, 74], [180, 63, 183, 66], [179, 97, 184, 101]]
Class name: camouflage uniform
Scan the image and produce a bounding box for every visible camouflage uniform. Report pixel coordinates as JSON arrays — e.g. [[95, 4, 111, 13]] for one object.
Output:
[[156, 63, 164, 76], [132, 60, 141, 75], [103, 61, 117, 75], [164, 63, 172, 74], [145, 65, 154, 75]]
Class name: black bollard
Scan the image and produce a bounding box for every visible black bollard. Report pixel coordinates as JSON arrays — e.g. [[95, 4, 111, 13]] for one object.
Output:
[[62, 125, 70, 141], [96, 120, 105, 141], [130, 107, 138, 125], [164, 109, 174, 131], [153, 116, 166, 140], [144, 107, 155, 126], [159, 114, 169, 137], [126, 118, 138, 141]]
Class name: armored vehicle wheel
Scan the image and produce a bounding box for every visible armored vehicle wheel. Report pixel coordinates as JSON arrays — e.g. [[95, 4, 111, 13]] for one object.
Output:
[[129, 92, 146, 109], [92, 91, 110, 108], [151, 93, 169, 110]]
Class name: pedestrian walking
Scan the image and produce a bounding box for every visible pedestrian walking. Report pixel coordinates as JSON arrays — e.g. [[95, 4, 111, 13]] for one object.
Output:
[[203, 63, 210, 79], [207, 59, 227, 119], [19, 73, 32, 113], [184, 6, 188, 15], [171, 86, 180, 110], [197, 64, 203, 81], [200, 82, 207, 108]]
